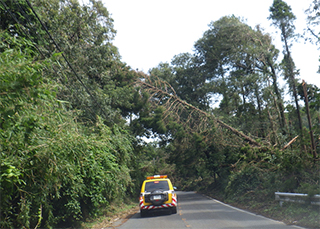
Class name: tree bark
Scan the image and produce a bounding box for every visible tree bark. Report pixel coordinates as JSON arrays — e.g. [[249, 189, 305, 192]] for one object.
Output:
[[281, 135, 299, 151], [282, 27, 303, 134], [267, 59, 287, 132], [302, 80, 317, 158]]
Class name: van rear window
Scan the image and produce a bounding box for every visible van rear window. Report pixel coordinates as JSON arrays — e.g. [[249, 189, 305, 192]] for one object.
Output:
[[144, 180, 169, 192]]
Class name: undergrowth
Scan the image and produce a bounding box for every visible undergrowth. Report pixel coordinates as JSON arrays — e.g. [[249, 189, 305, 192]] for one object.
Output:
[[200, 158, 320, 229], [81, 198, 137, 229]]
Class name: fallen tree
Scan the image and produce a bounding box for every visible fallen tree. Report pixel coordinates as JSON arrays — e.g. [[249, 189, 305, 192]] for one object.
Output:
[[135, 74, 261, 147]]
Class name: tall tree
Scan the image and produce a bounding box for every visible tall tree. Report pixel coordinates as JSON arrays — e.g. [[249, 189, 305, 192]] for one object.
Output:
[[255, 30, 287, 133], [269, 0, 303, 133], [150, 53, 212, 110], [2, 0, 140, 125], [305, 0, 320, 73], [194, 16, 283, 138]]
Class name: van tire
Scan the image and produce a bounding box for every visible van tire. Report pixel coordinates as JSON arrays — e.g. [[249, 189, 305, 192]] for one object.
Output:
[[140, 209, 147, 217]]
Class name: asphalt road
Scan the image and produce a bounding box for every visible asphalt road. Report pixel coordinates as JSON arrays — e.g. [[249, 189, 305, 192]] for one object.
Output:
[[116, 191, 304, 229]]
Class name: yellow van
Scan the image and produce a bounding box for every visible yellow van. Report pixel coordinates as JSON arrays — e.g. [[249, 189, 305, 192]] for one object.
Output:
[[139, 175, 177, 217]]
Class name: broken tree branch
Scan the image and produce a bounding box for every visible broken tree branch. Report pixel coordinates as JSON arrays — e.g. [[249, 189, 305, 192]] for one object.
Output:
[[281, 135, 299, 151]]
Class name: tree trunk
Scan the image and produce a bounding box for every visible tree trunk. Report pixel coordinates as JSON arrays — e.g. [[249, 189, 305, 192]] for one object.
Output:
[[267, 106, 278, 146], [255, 85, 265, 137], [282, 28, 303, 134], [266, 58, 287, 132], [302, 81, 317, 158], [137, 78, 261, 147]]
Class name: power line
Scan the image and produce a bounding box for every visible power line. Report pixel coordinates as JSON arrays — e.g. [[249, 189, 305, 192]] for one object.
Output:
[[0, 0, 46, 58], [12, 0, 115, 121], [14, 0, 53, 57], [24, 0, 100, 108], [26, 0, 113, 122], [0, 0, 104, 121]]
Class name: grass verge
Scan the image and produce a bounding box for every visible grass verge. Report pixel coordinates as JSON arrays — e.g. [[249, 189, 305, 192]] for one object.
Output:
[[81, 198, 139, 229]]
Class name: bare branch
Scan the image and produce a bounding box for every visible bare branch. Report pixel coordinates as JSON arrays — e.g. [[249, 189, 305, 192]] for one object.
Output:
[[281, 135, 299, 151], [308, 27, 320, 42]]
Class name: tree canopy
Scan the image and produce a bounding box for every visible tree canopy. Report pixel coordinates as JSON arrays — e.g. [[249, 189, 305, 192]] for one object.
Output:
[[0, 0, 319, 228]]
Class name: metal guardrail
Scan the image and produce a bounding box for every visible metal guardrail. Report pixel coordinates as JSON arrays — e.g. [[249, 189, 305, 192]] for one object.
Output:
[[275, 192, 320, 207]]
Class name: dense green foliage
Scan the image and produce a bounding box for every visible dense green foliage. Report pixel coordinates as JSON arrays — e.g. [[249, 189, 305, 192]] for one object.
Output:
[[0, 0, 319, 228], [0, 0, 142, 227], [0, 33, 135, 228]]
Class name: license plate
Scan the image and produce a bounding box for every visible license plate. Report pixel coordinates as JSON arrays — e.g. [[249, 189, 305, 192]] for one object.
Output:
[[153, 195, 161, 200]]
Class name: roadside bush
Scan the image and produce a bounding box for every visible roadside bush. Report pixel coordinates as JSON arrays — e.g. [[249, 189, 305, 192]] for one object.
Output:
[[0, 41, 133, 228], [222, 149, 319, 205], [225, 166, 262, 200]]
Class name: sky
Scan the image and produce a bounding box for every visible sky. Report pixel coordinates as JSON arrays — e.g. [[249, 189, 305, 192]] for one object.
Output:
[[93, 0, 319, 88]]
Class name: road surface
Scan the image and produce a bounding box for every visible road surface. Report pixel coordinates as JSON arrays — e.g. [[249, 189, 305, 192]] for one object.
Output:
[[115, 191, 303, 229]]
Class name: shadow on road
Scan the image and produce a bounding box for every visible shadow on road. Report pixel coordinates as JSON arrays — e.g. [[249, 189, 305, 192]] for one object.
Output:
[[129, 209, 174, 220]]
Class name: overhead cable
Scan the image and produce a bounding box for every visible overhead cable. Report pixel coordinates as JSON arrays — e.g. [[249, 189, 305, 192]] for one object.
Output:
[[24, 0, 110, 121], [1, 0, 99, 121], [0, 0, 46, 58]]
